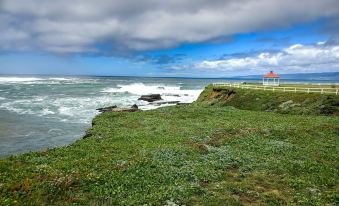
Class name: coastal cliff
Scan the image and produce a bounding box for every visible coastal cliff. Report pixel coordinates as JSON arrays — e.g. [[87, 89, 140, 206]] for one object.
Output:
[[194, 84, 339, 115], [0, 86, 338, 205]]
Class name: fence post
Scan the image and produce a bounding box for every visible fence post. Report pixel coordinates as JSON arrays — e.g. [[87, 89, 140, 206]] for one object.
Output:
[[336, 89, 338, 95], [321, 89, 324, 94], [295, 88, 296, 93], [308, 88, 310, 93]]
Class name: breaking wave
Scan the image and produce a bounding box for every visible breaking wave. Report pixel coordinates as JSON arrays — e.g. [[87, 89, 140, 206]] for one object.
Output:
[[101, 83, 202, 103], [0, 77, 44, 83]]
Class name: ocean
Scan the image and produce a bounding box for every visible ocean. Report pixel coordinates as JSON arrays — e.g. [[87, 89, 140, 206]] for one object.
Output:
[[0, 76, 227, 157]]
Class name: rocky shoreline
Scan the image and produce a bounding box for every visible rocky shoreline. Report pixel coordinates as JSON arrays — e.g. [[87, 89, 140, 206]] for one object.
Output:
[[96, 93, 183, 113]]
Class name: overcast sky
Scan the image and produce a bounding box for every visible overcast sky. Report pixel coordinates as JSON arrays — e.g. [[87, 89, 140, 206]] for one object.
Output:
[[1, 0, 339, 77]]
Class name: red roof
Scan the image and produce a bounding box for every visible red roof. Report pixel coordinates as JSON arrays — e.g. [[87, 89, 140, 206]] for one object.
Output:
[[264, 71, 279, 78]]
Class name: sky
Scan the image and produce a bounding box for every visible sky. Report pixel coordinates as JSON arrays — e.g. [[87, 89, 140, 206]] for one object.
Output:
[[0, 0, 339, 77]]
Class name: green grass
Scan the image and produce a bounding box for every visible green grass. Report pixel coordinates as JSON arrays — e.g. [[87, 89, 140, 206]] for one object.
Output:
[[195, 85, 339, 115], [0, 103, 338, 205]]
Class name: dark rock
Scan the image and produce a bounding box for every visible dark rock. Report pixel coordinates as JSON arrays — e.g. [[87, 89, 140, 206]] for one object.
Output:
[[150, 100, 180, 105], [96, 105, 117, 112], [177, 103, 190, 105], [108, 107, 139, 112], [162, 94, 180, 97], [96, 105, 139, 113], [138, 94, 162, 102], [131, 104, 138, 109], [83, 129, 93, 139]]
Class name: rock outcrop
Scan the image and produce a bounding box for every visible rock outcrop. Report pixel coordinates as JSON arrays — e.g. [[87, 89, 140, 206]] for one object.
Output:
[[131, 104, 138, 109], [150, 100, 180, 106], [97, 105, 139, 113], [138, 94, 162, 102], [96, 105, 117, 112]]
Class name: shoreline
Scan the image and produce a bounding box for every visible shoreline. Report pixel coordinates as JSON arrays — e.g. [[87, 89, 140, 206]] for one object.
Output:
[[2, 83, 338, 158], [0, 98, 189, 158], [0, 77, 205, 157]]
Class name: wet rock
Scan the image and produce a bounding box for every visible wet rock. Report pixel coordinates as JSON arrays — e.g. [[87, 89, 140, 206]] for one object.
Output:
[[108, 107, 139, 112], [96, 105, 117, 112], [83, 129, 93, 139], [131, 104, 138, 109], [177, 102, 190, 105], [97, 105, 139, 113], [138, 94, 162, 102], [150, 100, 180, 106]]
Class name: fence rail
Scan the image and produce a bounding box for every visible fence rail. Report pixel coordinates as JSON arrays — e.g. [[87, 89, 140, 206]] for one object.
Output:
[[213, 83, 339, 95]]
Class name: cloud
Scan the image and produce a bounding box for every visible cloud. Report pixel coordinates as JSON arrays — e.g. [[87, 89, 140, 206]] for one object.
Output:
[[191, 42, 339, 74], [1, 0, 339, 55]]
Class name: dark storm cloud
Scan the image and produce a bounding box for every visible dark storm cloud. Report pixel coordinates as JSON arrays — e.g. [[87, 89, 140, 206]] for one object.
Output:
[[1, 0, 339, 54]]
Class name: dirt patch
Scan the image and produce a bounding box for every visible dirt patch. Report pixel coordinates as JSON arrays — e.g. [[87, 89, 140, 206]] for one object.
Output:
[[236, 127, 265, 136], [208, 88, 236, 102], [208, 91, 222, 101], [191, 142, 209, 154], [237, 192, 258, 204], [203, 127, 266, 148], [207, 133, 231, 147], [230, 188, 258, 204], [223, 90, 235, 101]]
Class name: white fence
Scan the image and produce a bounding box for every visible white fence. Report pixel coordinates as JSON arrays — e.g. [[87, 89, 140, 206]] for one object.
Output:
[[213, 83, 339, 95]]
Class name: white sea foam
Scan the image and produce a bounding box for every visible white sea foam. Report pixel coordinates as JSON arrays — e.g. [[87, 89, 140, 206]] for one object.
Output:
[[101, 83, 202, 103], [0, 76, 95, 85], [41, 108, 55, 115], [0, 102, 36, 115], [102, 83, 180, 95], [58, 106, 73, 116], [48, 77, 73, 81], [0, 77, 44, 83]]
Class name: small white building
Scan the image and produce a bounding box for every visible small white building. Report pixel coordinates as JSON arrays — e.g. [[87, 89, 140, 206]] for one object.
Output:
[[263, 71, 280, 86]]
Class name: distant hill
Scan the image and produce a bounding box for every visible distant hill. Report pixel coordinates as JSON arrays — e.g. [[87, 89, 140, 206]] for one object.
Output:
[[233, 72, 339, 81]]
